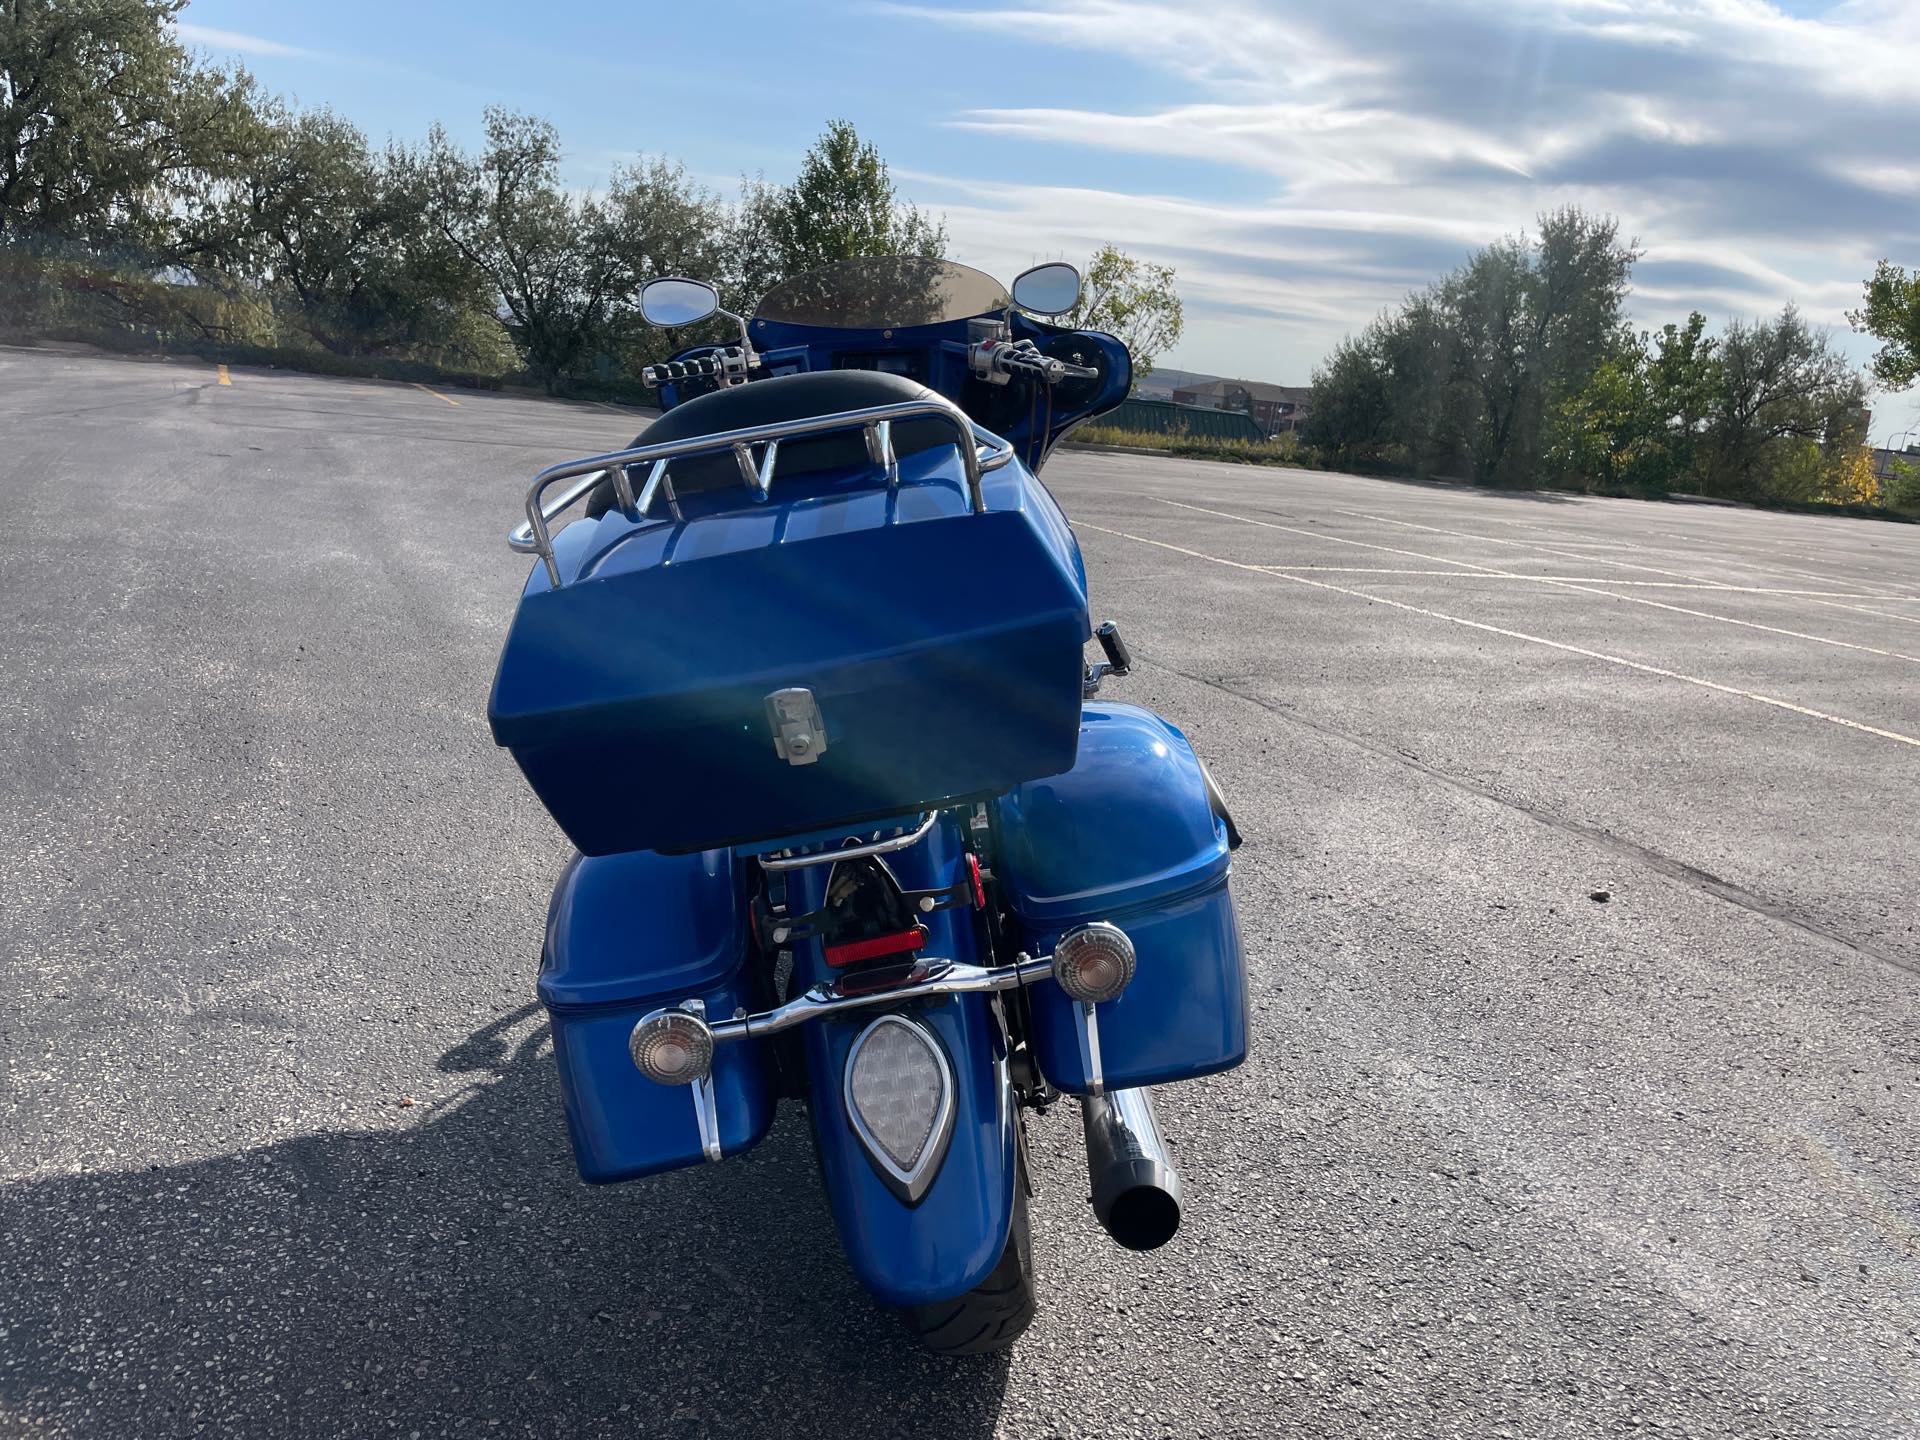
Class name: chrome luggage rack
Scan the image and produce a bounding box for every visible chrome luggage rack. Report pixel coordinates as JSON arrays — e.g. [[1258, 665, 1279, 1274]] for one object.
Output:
[[508, 395, 1017, 586], [754, 812, 939, 873]]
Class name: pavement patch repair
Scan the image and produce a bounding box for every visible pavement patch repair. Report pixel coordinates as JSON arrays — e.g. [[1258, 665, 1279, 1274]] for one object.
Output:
[[3, 352, 1918, 1437]]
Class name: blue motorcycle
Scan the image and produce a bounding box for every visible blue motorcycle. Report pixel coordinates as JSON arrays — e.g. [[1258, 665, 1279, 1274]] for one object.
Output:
[[489, 257, 1248, 1353]]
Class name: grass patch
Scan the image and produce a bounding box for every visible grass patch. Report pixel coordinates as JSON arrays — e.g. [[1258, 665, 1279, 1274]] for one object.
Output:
[[1068, 425, 1311, 467]]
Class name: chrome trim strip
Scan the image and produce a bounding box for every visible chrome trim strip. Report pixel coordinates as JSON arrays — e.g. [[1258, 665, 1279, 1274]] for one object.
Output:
[[842, 1014, 955, 1205], [508, 398, 1012, 584], [757, 812, 939, 872], [708, 953, 1055, 1044]]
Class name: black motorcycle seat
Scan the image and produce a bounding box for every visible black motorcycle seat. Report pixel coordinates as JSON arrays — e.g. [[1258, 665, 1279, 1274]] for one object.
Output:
[[588, 370, 962, 517]]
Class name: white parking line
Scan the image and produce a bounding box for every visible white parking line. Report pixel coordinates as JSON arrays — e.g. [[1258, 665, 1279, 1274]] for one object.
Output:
[[1257, 566, 1885, 598], [1337, 506, 1920, 595], [1080, 521, 1920, 751], [1332, 506, 1920, 615], [1158, 499, 1920, 664]]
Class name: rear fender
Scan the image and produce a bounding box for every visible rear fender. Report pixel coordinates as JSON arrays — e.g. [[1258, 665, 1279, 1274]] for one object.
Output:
[[789, 817, 1017, 1308]]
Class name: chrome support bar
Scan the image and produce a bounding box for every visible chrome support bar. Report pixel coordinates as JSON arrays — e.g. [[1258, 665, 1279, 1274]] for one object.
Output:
[[508, 398, 1013, 585], [608, 465, 640, 520], [756, 812, 939, 872], [755, 440, 780, 497], [708, 953, 1056, 1045], [682, 998, 723, 1163], [634, 458, 681, 522], [731, 441, 759, 492], [864, 419, 894, 473], [1073, 999, 1107, 1095]]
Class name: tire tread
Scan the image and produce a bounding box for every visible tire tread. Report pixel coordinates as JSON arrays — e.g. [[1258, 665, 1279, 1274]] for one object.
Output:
[[900, 1175, 1036, 1355]]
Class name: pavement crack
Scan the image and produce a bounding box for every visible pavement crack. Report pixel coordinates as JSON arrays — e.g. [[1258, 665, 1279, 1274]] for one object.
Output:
[[1150, 658, 1920, 981]]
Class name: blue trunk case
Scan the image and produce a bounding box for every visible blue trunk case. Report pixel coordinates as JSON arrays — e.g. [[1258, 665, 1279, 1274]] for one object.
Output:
[[489, 449, 1091, 857]]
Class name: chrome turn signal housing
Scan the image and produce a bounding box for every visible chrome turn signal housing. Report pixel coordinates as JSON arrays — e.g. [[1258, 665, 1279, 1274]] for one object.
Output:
[[629, 1007, 715, 1085], [1051, 921, 1137, 1004]]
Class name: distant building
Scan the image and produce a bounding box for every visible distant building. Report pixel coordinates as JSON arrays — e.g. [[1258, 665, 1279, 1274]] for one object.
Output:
[[1169, 377, 1314, 436], [1870, 445, 1919, 483]]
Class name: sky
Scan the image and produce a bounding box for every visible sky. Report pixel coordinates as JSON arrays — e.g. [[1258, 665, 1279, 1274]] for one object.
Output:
[[178, 0, 1920, 441]]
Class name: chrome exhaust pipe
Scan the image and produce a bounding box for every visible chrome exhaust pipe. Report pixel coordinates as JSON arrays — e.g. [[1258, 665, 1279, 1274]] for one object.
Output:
[[1079, 1086, 1182, 1251]]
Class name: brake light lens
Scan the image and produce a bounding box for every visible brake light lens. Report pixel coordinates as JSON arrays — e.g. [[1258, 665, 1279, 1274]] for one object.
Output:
[[843, 1014, 955, 1203]]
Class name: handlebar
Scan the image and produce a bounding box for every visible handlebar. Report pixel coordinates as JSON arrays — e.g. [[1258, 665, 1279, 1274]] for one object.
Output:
[[647, 337, 1098, 395], [970, 338, 1099, 385], [641, 346, 752, 389]]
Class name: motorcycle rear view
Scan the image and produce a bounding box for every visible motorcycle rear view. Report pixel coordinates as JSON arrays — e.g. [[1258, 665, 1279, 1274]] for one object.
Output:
[[488, 257, 1249, 1353]]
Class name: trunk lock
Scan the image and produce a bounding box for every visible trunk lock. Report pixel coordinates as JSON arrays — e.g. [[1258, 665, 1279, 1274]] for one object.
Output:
[[766, 687, 827, 765]]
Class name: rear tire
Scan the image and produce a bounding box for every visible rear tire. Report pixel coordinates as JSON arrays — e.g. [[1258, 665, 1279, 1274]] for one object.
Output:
[[900, 1162, 1036, 1355]]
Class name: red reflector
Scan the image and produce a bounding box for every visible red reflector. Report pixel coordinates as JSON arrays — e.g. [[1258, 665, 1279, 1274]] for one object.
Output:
[[966, 855, 987, 909], [824, 926, 928, 969]]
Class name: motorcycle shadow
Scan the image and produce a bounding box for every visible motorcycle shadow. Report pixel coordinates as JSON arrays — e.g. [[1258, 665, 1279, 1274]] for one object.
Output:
[[1, 1004, 1013, 1438]]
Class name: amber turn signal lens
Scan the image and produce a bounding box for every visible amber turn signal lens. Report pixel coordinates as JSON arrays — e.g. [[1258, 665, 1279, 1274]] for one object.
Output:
[[1051, 921, 1137, 1004], [629, 1008, 715, 1085]]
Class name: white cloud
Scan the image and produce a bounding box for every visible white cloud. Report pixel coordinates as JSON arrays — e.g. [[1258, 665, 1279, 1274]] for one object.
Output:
[[897, 0, 1920, 428], [176, 23, 312, 59]]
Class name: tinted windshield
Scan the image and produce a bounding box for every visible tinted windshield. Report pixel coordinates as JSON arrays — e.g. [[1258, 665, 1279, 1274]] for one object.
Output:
[[755, 257, 1012, 330]]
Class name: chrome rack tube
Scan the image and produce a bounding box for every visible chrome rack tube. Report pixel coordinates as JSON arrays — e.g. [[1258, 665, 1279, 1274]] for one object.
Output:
[[756, 812, 938, 873], [507, 398, 1014, 586], [707, 953, 1056, 1044]]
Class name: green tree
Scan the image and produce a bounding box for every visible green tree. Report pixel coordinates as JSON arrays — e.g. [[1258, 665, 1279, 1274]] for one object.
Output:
[[758, 119, 945, 284], [1703, 306, 1865, 499], [417, 108, 622, 392], [1545, 313, 1718, 491], [1306, 295, 1461, 472], [191, 107, 381, 352], [1303, 331, 1391, 465], [0, 0, 257, 250], [601, 155, 732, 374], [1886, 456, 1920, 512], [1059, 244, 1184, 379], [1443, 208, 1639, 484], [1306, 207, 1637, 483], [1849, 260, 1920, 391]]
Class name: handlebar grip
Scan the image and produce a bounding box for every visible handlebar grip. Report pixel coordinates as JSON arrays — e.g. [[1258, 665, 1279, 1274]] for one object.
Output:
[[642, 353, 726, 387]]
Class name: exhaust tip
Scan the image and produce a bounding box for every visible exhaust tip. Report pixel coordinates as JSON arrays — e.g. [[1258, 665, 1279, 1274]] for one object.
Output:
[[1101, 1180, 1181, 1251], [1081, 1088, 1184, 1252]]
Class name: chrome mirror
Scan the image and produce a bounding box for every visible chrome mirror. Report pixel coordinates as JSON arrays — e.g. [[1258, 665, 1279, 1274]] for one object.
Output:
[[1011, 262, 1082, 317], [641, 277, 721, 328]]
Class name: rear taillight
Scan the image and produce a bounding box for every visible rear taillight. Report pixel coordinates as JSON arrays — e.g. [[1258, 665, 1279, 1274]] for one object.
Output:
[[824, 925, 928, 969]]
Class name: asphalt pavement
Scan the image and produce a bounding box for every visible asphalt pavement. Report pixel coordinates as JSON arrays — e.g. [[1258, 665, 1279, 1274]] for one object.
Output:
[[3, 351, 1918, 1438]]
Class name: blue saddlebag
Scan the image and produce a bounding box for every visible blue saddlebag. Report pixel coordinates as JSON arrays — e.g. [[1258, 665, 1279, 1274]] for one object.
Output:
[[538, 847, 775, 1182], [995, 703, 1249, 1093], [489, 451, 1090, 857]]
